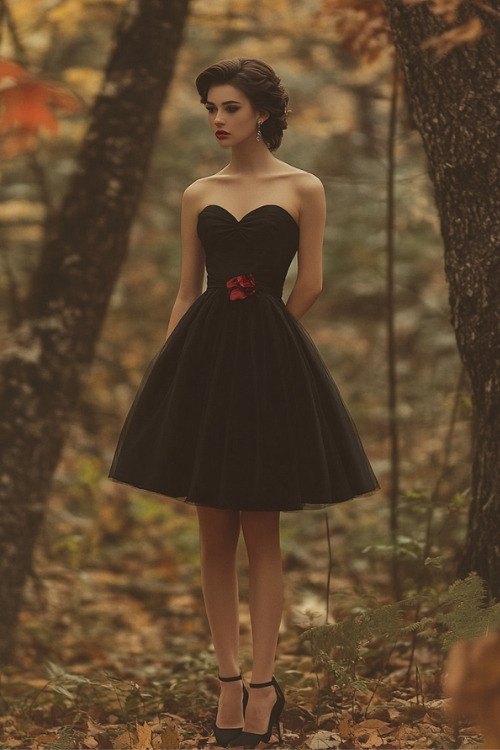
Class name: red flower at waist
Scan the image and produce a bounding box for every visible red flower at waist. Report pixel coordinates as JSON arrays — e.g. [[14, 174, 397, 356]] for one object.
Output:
[[226, 274, 257, 301]]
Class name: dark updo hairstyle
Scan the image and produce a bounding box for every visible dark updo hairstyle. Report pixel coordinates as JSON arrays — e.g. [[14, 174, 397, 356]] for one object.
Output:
[[195, 58, 289, 152]]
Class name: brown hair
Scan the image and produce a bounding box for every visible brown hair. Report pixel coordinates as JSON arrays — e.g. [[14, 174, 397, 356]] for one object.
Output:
[[195, 58, 289, 152]]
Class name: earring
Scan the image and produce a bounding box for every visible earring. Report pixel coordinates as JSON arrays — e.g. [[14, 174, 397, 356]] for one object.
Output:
[[256, 121, 262, 142]]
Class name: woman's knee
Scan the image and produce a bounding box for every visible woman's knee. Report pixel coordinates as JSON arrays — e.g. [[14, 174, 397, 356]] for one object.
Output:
[[241, 511, 280, 536], [197, 507, 241, 557], [241, 511, 281, 557]]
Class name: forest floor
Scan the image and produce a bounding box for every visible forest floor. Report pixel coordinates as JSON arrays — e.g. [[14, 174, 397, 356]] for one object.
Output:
[[0, 483, 482, 750], [0, 236, 483, 749]]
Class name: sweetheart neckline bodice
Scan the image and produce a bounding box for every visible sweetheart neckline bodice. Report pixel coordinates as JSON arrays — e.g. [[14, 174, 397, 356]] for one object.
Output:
[[198, 203, 298, 228], [197, 202, 300, 299]]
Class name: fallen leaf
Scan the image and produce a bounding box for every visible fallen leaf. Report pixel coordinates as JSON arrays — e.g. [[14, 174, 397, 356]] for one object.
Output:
[[86, 718, 106, 737], [136, 721, 153, 750], [82, 737, 98, 749], [112, 730, 135, 749], [337, 716, 352, 740], [357, 718, 392, 734], [150, 716, 180, 749], [317, 712, 336, 726], [307, 730, 341, 749]]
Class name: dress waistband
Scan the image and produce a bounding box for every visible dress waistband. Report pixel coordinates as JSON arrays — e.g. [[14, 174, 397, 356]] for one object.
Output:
[[207, 274, 283, 299]]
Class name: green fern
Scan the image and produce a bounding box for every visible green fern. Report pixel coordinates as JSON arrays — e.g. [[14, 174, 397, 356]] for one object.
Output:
[[303, 573, 500, 686], [436, 573, 500, 648], [303, 600, 409, 674]]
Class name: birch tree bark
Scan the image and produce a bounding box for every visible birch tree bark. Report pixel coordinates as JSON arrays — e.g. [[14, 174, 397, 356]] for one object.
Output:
[[385, 0, 500, 595], [0, 0, 190, 663]]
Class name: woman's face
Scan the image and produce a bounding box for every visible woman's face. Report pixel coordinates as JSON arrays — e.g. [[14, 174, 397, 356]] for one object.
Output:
[[205, 84, 263, 148]]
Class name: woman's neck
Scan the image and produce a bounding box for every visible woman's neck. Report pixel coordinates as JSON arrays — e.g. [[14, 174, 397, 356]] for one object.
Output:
[[224, 142, 277, 176]]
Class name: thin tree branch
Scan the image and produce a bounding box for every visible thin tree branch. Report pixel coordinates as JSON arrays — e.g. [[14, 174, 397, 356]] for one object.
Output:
[[325, 512, 333, 624], [386, 55, 402, 602], [1, 0, 27, 59]]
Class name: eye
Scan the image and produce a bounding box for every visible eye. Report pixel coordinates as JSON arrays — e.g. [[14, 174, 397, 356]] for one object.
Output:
[[226, 106, 240, 113], [205, 105, 216, 114]]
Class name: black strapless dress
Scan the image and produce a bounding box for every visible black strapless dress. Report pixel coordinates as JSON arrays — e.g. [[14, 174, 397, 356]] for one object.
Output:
[[109, 205, 379, 511]]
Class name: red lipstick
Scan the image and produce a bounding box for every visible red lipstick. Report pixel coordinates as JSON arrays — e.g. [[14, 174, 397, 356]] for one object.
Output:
[[216, 130, 229, 139]]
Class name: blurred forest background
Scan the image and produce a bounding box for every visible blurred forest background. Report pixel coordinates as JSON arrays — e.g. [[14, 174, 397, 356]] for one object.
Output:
[[0, 0, 487, 748]]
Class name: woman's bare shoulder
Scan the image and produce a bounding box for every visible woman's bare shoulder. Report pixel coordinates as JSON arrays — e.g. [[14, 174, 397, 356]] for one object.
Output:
[[273, 165, 325, 219], [183, 175, 217, 198], [275, 161, 324, 192], [183, 174, 225, 208]]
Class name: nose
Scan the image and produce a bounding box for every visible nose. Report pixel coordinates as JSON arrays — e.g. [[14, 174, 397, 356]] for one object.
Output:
[[214, 109, 225, 125]]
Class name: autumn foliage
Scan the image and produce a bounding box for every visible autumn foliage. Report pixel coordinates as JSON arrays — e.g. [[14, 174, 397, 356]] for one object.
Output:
[[0, 59, 81, 157], [318, 0, 391, 59], [319, 0, 485, 60]]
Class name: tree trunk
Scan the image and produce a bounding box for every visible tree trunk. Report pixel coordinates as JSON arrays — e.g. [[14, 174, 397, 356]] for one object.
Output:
[[0, 0, 190, 663], [385, 1, 500, 595]]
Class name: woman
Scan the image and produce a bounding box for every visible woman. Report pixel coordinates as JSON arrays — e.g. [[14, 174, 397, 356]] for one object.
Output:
[[110, 58, 379, 748]]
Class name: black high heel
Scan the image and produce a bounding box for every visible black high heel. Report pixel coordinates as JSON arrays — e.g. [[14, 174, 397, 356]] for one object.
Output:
[[214, 674, 249, 748], [228, 676, 284, 748]]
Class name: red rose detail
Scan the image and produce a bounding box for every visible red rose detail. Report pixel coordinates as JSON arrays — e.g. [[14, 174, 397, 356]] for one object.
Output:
[[226, 274, 257, 301]]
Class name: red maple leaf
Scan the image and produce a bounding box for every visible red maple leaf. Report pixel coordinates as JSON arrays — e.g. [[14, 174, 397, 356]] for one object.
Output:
[[0, 59, 82, 157]]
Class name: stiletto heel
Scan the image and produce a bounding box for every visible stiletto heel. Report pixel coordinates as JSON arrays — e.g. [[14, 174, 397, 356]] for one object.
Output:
[[214, 674, 249, 748], [228, 676, 284, 748]]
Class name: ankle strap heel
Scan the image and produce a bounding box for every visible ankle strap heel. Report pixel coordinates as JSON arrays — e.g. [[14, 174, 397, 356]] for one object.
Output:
[[214, 674, 249, 748], [249, 679, 274, 688], [228, 676, 284, 747]]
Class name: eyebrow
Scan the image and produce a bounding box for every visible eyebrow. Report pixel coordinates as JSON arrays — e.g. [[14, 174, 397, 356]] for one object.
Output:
[[205, 99, 242, 106]]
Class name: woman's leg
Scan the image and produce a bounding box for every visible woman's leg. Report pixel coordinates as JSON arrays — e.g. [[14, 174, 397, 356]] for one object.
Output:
[[197, 506, 243, 728], [240, 511, 283, 734]]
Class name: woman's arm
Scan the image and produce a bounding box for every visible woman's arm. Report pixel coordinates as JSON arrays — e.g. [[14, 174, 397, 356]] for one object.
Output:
[[285, 174, 326, 320], [165, 183, 206, 339]]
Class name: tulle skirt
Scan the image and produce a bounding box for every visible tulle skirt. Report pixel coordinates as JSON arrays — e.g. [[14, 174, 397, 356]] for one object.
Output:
[[109, 289, 379, 511]]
